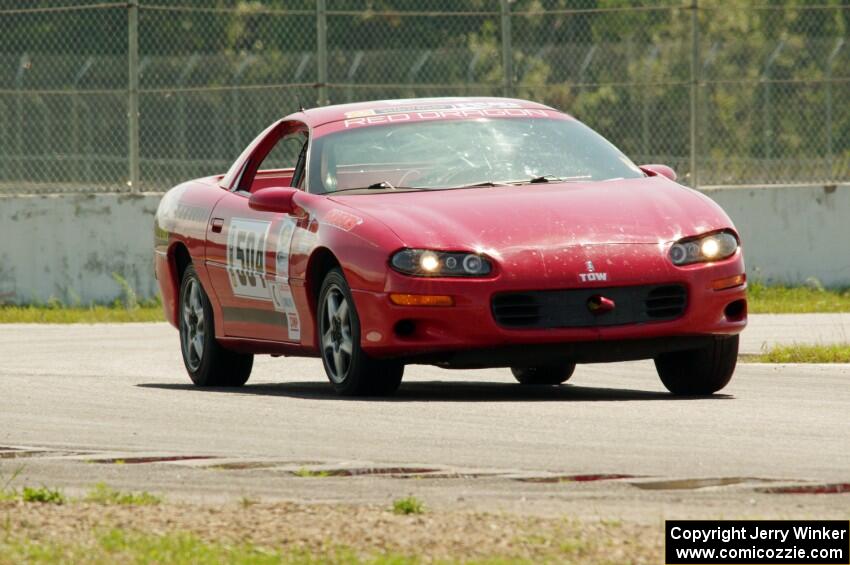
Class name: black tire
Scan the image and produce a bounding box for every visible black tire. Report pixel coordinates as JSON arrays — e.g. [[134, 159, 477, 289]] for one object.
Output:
[[654, 335, 738, 395], [511, 363, 576, 385], [179, 265, 253, 387], [318, 268, 403, 396]]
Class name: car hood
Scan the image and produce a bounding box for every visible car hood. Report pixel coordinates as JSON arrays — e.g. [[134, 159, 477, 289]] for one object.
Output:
[[329, 176, 734, 251]]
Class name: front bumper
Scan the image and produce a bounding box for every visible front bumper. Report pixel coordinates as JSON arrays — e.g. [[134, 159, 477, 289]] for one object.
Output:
[[352, 251, 747, 365]]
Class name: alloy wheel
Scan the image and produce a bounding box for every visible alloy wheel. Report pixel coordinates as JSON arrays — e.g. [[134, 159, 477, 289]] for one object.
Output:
[[321, 286, 353, 383], [181, 278, 205, 371]]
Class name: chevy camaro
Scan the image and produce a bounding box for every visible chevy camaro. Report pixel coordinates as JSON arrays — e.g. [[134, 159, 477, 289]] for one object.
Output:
[[154, 97, 747, 396]]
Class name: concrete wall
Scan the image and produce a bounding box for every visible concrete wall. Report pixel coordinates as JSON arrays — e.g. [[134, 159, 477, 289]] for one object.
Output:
[[705, 184, 850, 287], [0, 193, 161, 304], [1, 184, 848, 304]]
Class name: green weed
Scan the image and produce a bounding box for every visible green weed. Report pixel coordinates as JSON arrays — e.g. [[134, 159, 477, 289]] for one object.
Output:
[[392, 496, 425, 515]]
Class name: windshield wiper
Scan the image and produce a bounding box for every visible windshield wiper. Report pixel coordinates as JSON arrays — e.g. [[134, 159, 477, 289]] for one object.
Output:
[[527, 175, 591, 183], [529, 175, 556, 183], [447, 176, 585, 189], [444, 175, 593, 190], [446, 180, 514, 189], [329, 182, 419, 194], [453, 181, 499, 188]]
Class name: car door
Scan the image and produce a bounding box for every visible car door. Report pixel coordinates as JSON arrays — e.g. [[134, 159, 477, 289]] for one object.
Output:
[[205, 121, 309, 341]]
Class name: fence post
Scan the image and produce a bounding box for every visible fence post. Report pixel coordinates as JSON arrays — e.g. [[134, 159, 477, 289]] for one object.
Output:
[[72, 58, 94, 183], [762, 41, 783, 166], [128, 0, 140, 191], [176, 54, 199, 180], [825, 38, 843, 182], [14, 54, 28, 184], [689, 0, 699, 188], [500, 0, 513, 98], [231, 57, 254, 158], [316, 0, 328, 106]]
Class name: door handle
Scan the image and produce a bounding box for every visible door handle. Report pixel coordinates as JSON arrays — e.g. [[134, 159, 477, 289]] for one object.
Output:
[[211, 217, 224, 233]]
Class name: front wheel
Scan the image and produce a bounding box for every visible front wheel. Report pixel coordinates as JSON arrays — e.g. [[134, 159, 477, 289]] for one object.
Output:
[[318, 268, 403, 396], [511, 363, 576, 385], [179, 265, 253, 387], [654, 335, 738, 395]]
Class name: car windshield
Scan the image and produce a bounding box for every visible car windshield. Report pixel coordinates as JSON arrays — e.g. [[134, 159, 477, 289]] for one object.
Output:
[[308, 117, 643, 194]]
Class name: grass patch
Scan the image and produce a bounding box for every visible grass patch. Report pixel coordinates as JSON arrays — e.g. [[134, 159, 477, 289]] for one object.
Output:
[[0, 466, 23, 502], [0, 272, 165, 324], [0, 500, 661, 564], [0, 528, 611, 564], [0, 304, 163, 324], [84, 483, 162, 506], [392, 496, 424, 515], [3, 530, 324, 565], [21, 487, 65, 505], [97, 530, 289, 564], [748, 343, 850, 363], [748, 282, 850, 313], [0, 529, 537, 564]]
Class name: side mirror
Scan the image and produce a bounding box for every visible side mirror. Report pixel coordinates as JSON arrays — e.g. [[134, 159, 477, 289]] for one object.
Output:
[[640, 164, 677, 182], [248, 187, 298, 214]]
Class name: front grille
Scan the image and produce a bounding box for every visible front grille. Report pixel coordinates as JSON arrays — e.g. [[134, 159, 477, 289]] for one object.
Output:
[[645, 285, 687, 319], [490, 294, 541, 327], [492, 284, 687, 329]]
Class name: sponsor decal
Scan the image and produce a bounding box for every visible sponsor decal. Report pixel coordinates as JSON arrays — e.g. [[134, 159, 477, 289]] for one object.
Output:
[[578, 260, 608, 282], [270, 281, 301, 340], [344, 109, 377, 119], [227, 218, 272, 300], [154, 224, 170, 247], [272, 216, 301, 340], [156, 192, 208, 237], [343, 107, 551, 128], [343, 101, 523, 119], [275, 217, 298, 279], [286, 311, 301, 340], [175, 204, 208, 224], [323, 209, 363, 232]]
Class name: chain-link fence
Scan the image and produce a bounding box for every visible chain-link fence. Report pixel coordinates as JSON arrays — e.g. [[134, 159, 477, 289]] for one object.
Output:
[[1, 0, 848, 193]]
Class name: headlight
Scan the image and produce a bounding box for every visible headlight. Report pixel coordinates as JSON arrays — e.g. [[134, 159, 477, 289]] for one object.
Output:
[[390, 249, 492, 277], [669, 231, 739, 266]]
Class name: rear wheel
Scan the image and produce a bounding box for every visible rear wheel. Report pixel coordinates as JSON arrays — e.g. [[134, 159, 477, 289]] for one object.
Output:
[[511, 363, 576, 385], [318, 269, 403, 396], [654, 335, 738, 395], [179, 265, 253, 387]]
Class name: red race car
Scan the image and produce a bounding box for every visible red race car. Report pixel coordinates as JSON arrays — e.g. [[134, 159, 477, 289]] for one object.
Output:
[[155, 97, 746, 396]]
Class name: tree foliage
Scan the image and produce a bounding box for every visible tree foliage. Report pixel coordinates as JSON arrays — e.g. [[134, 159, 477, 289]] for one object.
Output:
[[0, 0, 847, 187]]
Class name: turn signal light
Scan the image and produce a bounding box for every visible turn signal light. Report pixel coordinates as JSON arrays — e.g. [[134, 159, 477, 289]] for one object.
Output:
[[712, 274, 746, 291], [389, 293, 454, 307]]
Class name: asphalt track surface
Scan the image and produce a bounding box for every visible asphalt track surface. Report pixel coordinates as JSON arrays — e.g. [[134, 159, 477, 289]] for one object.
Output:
[[1, 316, 848, 519]]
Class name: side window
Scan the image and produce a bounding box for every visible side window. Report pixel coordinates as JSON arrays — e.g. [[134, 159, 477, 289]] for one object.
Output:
[[259, 133, 306, 171], [235, 124, 308, 193]]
